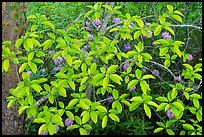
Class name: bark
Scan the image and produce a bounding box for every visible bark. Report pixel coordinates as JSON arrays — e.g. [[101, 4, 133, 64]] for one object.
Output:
[[99, 2, 115, 35], [2, 2, 26, 135]]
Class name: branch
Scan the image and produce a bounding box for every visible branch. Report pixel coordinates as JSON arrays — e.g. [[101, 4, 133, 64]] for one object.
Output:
[[148, 60, 176, 79], [35, 94, 50, 106], [171, 24, 202, 30], [99, 2, 115, 35], [65, 13, 84, 30]]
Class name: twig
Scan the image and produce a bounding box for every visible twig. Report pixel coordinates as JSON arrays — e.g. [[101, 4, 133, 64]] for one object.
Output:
[[66, 13, 84, 30], [153, 108, 166, 124], [170, 25, 202, 30], [15, 64, 21, 83], [36, 94, 50, 106], [147, 60, 176, 79]]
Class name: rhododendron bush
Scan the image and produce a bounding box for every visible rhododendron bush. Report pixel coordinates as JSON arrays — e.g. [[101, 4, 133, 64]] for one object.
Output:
[[2, 2, 202, 135]]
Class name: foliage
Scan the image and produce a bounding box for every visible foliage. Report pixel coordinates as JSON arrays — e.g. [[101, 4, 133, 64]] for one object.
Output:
[[2, 2, 202, 135]]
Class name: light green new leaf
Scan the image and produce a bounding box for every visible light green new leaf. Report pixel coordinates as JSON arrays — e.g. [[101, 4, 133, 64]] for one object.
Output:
[[90, 111, 98, 124], [153, 127, 164, 133], [142, 74, 155, 80], [30, 84, 42, 92], [183, 124, 195, 130], [58, 87, 67, 97], [108, 113, 120, 122], [15, 38, 23, 48], [134, 31, 141, 40], [171, 15, 182, 23], [102, 115, 108, 128], [127, 79, 138, 89], [135, 19, 144, 28], [107, 65, 118, 74], [42, 39, 53, 51], [3, 59, 9, 72], [167, 5, 173, 13], [33, 118, 46, 123], [69, 81, 76, 91], [144, 103, 151, 119], [172, 102, 184, 111], [79, 128, 87, 135], [18, 106, 30, 115], [154, 25, 162, 36], [103, 75, 109, 88], [109, 74, 123, 85], [19, 63, 27, 73]]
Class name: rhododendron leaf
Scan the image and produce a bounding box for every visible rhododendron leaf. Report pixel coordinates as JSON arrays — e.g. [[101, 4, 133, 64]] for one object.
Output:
[[163, 26, 175, 35], [127, 79, 138, 89], [156, 103, 167, 111], [3, 59, 9, 72], [90, 111, 98, 124], [135, 19, 144, 28], [69, 81, 76, 91], [156, 122, 165, 128], [182, 124, 195, 131], [144, 103, 151, 119], [26, 38, 33, 49], [19, 63, 27, 73], [79, 128, 87, 135], [153, 127, 164, 133], [110, 74, 122, 85], [142, 74, 155, 80], [42, 39, 53, 51], [134, 31, 141, 40], [75, 116, 82, 125], [30, 62, 37, 73], [102, 115, 108, 128], [154, 25, 162, 36], [15, 38, 23, 49], [106, 54, 115, 61], [103, 75, 109, 88], [30, 84, 42, 92], [135, 69, 142, 80], [171, 15, 182, 23], [108, 113, 120, 122], [68, 99, 78, 107], [67, 124, 80, 130], [159, 47, 169, 56], [48, 94, 54, 104], [196, 110, 202, 122], [166, 129, 175, 135], [65, 54, 72, 66], [167, 5, 173, 13], [83, 124, 92, 130], [58, 87, 67, 97], [82, 111, 90, 124], [38, 124, 46, 135], [33, 118, 46, 123], [48, 123, 56, 135]]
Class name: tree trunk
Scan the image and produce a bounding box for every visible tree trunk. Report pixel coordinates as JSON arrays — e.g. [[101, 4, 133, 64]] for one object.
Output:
[[2, 2, 26, 135]]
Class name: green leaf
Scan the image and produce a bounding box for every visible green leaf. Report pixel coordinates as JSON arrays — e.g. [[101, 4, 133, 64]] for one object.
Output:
[[83, 124, 92, 130], [106, 54, 115, 61], [142, 74, 155, 80], [167, 5, 173, 12], [75, 116, 82, 125], [163, 26, 175, 35], [48, 123, 56, 135], [127, 79, 138, 89], [58, 87, 67, 97], [156, 122, 165, 128], [153, 127, 164, 133], [19, 63, 27, 73], [30, 62, 37, 73], [81, 77, 89, 85], [130, 96, 143, 102], [66, 111, 74, 120], [140, 80, 150, 94], [196, 110, 202, 122], [102, 115, 108, 128], [144, 103, 151, 119], [65, 54, 72, 66], [159, 47, 169, 56], [108, 113, 120, 122], [109, 74, 123, 85], [48, 94, 54, 104], [38, 124, 46, 135], [193, 98, 200, 109], [26, 38, 33, 49], [135, 69, 142, 79], [107, 65, 118, 74], [79, 128, 87, 135], [155, 97, 169, 102], [67, 124, 80, 130], [103, 75, 109, 88], [135, 19, 144, 28], [112, 89, 119, 100], [183, 124, 195, 130], [59, 101, 64, 108], [96, 106, 107, 113], [90, 111, 98, 124], [69, 81, 75, 91], [156, 103, 167, 111], [15, 38, 23, 48], [171, 15, 182, 22], [159, 16, 166, 24], [172, 102, 184, 111], [109, 28, 119, 33], [33, 118, 46, 123], [3, 59, 9, 72], [28, 52, 35, 61], [147, 101, 159, 107], [166, 129, 175, 135], [42, 39, 53, 51], [81, 63, 87, 72], [18, 106, 30, 115], [68, 99, 78, 106], [134, 31, 141, 39], [164, 59, 170, 68], [154, 25, 162, 36], [30, 84, 42, 92], [81, 111, 90, 124]]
